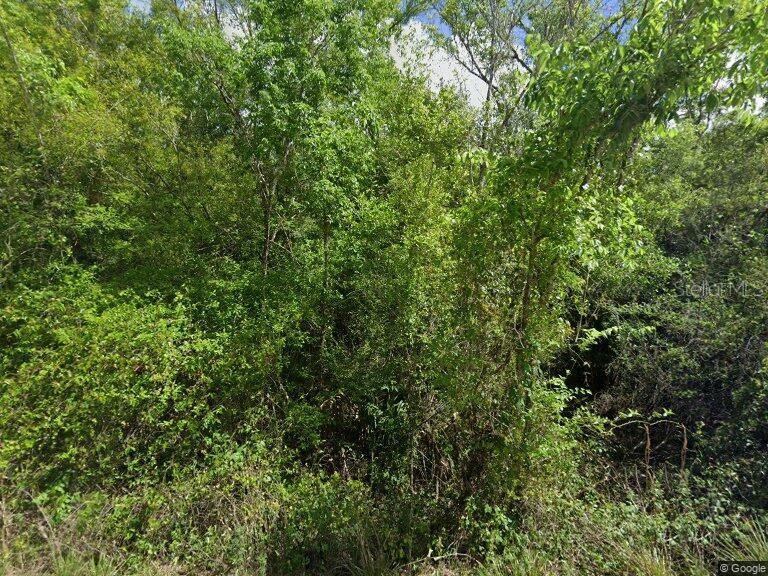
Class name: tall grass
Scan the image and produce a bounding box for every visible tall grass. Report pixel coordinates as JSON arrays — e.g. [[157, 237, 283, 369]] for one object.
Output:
[[719, 518, 768, 561]]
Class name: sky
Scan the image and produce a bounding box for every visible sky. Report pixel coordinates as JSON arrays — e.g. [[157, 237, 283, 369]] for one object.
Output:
[[390, 20, 488, 108]]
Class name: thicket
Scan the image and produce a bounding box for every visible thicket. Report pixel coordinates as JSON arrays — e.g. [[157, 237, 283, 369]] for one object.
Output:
[[0, 0, 767, 574]]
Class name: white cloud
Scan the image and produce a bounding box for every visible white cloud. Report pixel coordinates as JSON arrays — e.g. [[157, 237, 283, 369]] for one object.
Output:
[[390, 21, 488, 108]]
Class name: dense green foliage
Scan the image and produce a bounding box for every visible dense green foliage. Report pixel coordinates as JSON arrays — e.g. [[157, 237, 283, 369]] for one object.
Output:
[[1, 0, 767, 574]]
